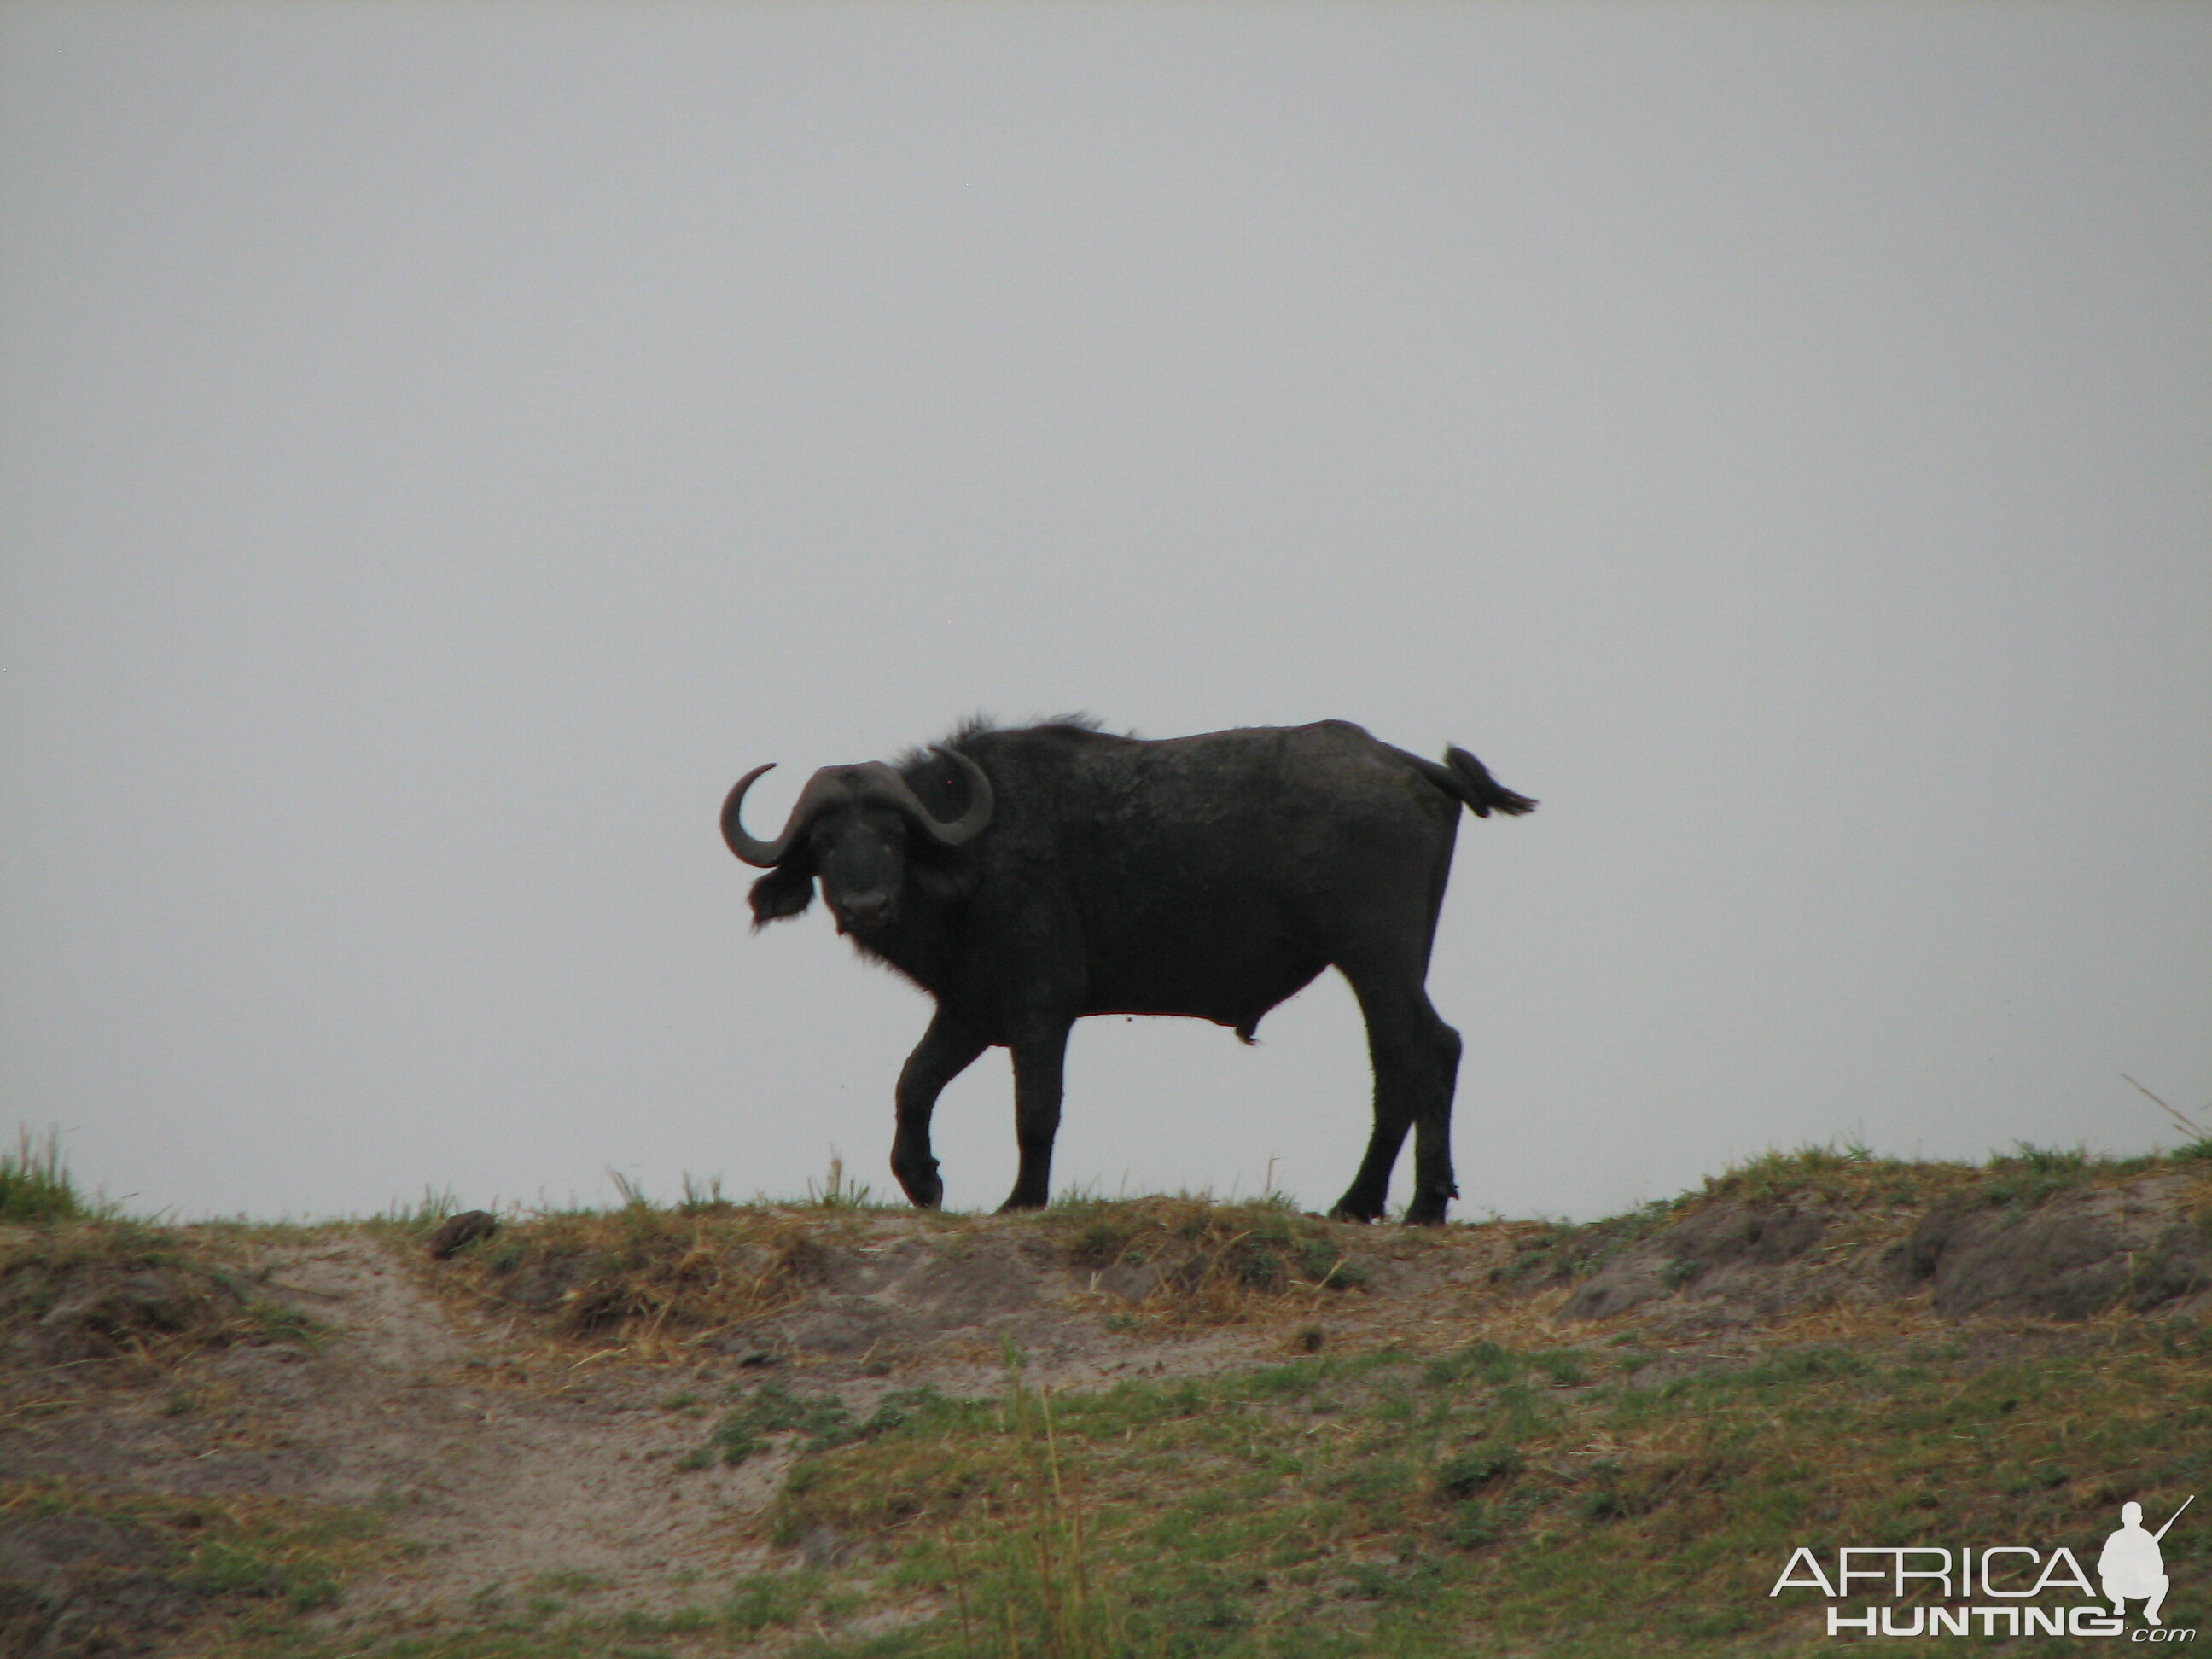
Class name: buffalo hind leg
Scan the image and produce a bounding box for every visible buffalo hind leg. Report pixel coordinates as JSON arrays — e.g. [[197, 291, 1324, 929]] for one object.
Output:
[[1332, 969, 1463, 1225], [891, 1007, 989, 1208], [1402, 1013, 1463, 1224], [1000, 1021, 1074, 1212]]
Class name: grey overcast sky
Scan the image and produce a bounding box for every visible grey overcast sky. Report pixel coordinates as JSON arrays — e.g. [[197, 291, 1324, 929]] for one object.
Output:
[[2, 3, 2206, 1224]]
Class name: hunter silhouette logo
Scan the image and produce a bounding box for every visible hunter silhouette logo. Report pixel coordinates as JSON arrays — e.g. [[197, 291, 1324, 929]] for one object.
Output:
[[2104, 1497, 2190, 1627], [1770, 1495, 2197, 1640]]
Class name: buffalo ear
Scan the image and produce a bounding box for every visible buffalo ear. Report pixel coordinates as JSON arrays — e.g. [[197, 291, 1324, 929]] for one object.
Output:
[[748, 864, 816, 928]]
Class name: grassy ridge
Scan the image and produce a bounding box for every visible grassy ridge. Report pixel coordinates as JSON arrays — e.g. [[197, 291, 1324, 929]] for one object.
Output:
[[4, 1140, 2209, 1656]]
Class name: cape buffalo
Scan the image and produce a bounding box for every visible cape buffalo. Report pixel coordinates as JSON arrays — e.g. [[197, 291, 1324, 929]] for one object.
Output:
[[723, 719, 1534, 1224]]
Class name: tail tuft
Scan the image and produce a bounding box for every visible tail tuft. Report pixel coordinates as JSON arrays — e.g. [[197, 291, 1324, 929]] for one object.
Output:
[[1429, 747, 1537, 818]]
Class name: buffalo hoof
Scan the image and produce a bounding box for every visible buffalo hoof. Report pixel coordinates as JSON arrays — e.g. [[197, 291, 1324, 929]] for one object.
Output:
[[896, 1173, 944, 1208], [996, 1193, 1048, 1214], [1405, 1182, 1461, 1226], [1327, 1203, 1382, 1225]]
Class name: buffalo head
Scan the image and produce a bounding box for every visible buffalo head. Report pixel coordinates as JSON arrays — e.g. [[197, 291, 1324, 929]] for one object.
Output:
[[722, 748, 993, 935]]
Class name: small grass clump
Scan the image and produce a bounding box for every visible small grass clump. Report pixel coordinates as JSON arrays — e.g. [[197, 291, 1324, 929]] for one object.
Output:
[[0, 1129, 88, 1224], [1697, 1141, 1961, 1210], [1977, 1141, 2156, 1211], [1435, 1441, 1523, 1499], [679, 1382, 946, 1470], [804, 1154, 892, 1211]]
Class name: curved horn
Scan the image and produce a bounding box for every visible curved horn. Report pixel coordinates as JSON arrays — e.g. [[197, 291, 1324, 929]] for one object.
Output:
[[855, 747, 995, 847], [721, 764, 856, 867]]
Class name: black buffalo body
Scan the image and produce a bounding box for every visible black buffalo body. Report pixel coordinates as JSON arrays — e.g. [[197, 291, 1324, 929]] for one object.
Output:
[[723, 719, 1533, 1224]]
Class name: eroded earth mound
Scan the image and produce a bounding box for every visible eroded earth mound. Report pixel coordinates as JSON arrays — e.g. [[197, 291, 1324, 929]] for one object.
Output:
[[2, 1150, 2205, 1655]]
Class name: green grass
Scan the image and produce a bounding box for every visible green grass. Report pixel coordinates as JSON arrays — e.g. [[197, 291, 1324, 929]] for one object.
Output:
[[742, 1325, 2206, 1656], [675, 1381, 945, 1470], [63, 1304, 2206, 1659], [787, 1336, 2189, 1653], [0, 1481, 392, 1650]]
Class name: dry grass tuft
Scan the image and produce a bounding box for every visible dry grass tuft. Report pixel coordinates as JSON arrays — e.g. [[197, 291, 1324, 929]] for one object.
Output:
[[416, 1202, 890, 1357], [0, 1220, 316, 1371], [1048, 1195, 1372, 1330]]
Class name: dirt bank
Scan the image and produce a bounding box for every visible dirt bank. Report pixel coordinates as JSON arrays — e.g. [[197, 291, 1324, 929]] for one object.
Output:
[[3, 1150, 2206, 1655]]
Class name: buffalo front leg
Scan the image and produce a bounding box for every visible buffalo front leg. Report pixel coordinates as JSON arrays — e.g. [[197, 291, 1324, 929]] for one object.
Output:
[[1330, 1097, 1412, 1224], [999, 1022, 1073, 1212], [890, 1008, 988, 1208]]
